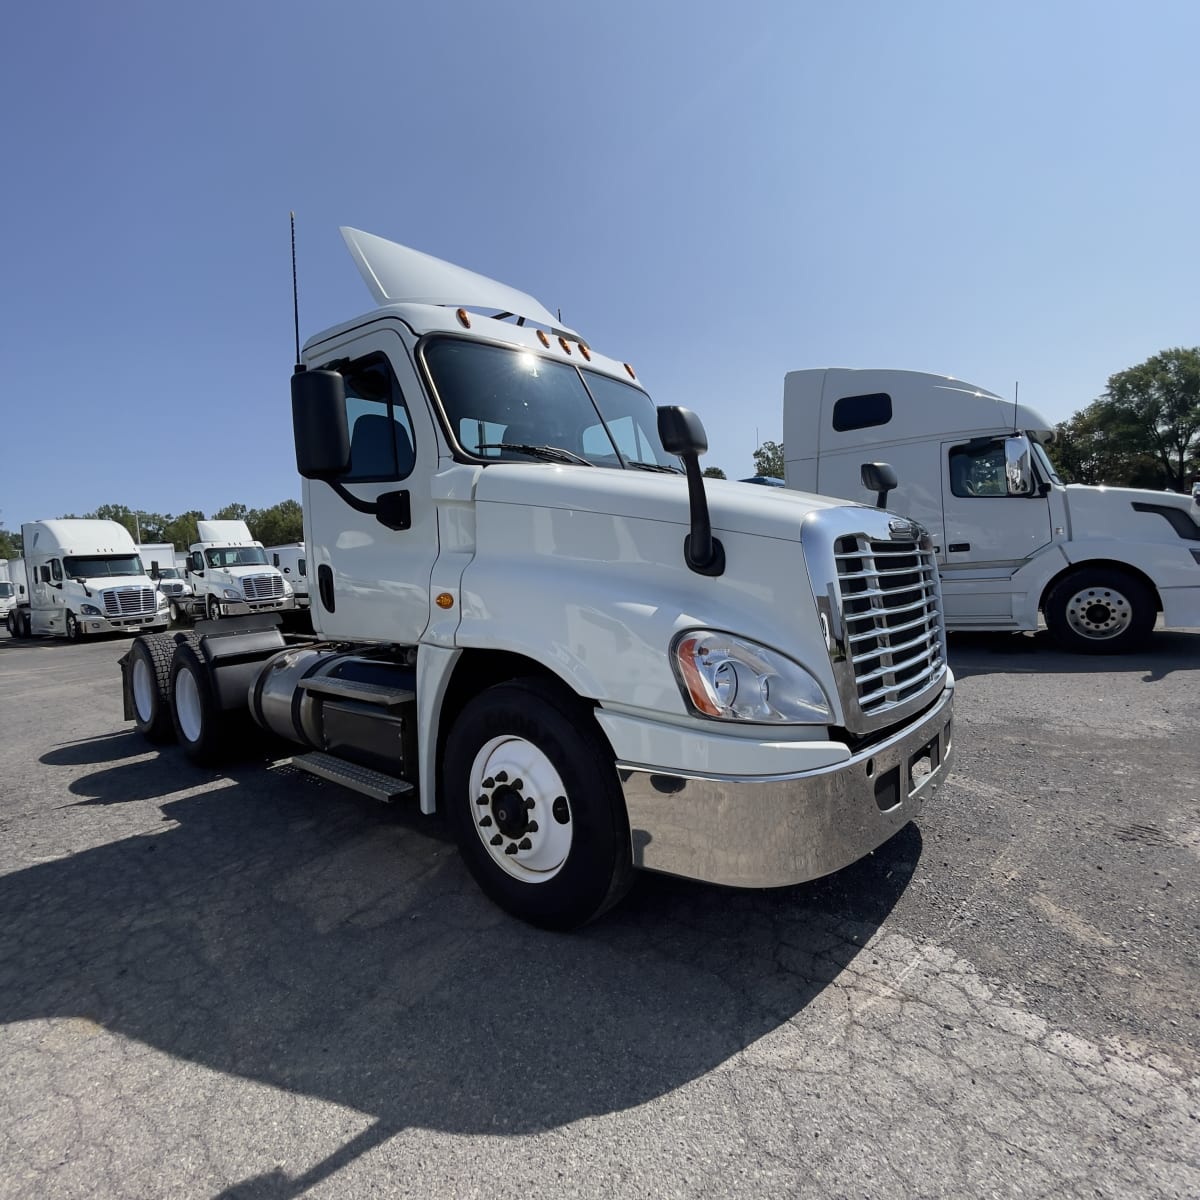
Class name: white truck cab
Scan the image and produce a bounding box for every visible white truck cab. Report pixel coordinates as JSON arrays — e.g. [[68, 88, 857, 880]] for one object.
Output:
[[184, 520, 294, 620], [120, 229, 956, 928], [267, 542, 308, 608], [0, 562, 15, 624], [14, 520, 168, 640], [138, 542, 194, 623], [784, 368, 1200, 652]]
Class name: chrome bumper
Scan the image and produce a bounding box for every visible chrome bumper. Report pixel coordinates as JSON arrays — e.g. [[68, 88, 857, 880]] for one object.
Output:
[[619, 682, 954, 888]]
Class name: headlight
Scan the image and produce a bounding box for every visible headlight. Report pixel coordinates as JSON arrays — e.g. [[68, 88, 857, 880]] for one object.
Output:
[[80, 604, 102, 616], [223, 587, 242, 600], [671, 630, 832, 724], [157, 594, 169, 609], [281, 579, 294, 595]]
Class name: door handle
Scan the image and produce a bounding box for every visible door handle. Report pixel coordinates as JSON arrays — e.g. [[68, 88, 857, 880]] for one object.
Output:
[[317, 564, 335, 612], [948, 543, 970, 552]]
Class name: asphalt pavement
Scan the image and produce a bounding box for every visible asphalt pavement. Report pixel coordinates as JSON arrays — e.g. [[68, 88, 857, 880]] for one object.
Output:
[[0, 626, 1197, 1198]]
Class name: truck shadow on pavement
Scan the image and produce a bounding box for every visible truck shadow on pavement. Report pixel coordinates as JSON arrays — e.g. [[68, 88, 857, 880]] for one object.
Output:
[[947, 628, 1200, 682], [8, 734, 922, 1199]]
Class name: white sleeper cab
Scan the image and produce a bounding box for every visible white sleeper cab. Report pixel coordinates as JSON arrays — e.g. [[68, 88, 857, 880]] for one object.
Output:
[[10, 520, 168, 641], [784, 368, 1200, 653], [267, 542, 309, 608], [120, 229, 956, 928]]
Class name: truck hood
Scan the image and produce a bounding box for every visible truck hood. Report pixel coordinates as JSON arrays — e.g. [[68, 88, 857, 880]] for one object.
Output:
[[218, 564, 281, 580], [75, 574, 152, 592], [1064, 484, 1200, 540], [471, 465, 854, 541]]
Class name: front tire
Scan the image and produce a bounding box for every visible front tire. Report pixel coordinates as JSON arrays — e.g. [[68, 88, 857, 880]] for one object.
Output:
[[1044, 568, 1155, 654], [170, 641, 226, 763], [169, 600, 181, 624], [66, 612, 83, 642], [206, 595, 222, 621], [445, 677, 633, 930]]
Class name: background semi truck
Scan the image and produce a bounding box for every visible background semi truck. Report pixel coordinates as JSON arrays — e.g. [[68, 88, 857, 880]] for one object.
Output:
[[138, 542, 194, 623], [11, 520, 168, 640], [180, 520, 294, 621], [120, 228, 956, 928], [784, 368, 1200, 653], [0, 560, 17, 626], [267, 542, 309, 609]]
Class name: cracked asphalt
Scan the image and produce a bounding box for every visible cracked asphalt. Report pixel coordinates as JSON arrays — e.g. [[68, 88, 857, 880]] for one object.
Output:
[[0, 626, 1197, 1198]]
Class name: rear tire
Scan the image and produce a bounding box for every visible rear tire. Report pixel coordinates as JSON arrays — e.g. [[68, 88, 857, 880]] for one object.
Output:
[[445, 677, 634, 930], [170, 641, 226, 764], [129, 633, 197, 743], [1044, 568, 1155, 654]]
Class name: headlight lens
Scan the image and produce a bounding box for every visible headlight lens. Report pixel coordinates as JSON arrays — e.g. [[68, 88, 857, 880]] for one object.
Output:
[[80, 604, 101, 616], [672, 630, 832, 724], [223, 587, 243, 600], [157, 594, 169, 609]]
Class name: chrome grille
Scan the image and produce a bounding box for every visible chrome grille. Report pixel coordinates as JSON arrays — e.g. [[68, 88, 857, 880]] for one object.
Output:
[[834, 535, 944, 715], [102, 587, 156, 616], [242, 574, 284, 601]]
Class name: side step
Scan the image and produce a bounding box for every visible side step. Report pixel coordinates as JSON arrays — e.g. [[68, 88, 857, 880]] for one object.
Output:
[[291, 751, 415, 802], [297, 677, 415, 708]]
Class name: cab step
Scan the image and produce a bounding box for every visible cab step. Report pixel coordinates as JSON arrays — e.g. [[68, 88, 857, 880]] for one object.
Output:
[[291, 751, 415, 802], [297, 676, 415, 708]]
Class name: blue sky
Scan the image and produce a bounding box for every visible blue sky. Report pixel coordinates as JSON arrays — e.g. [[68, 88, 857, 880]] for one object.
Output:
[[2, 1, 1197, 529]]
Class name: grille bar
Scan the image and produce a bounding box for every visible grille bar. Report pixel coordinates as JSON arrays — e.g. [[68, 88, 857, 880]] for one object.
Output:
[[242, 574, 284, 601], [102, 587, 156, 616]]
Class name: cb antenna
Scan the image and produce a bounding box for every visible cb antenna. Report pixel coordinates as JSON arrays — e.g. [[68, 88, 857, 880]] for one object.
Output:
[[291, 211, 303, 371], [1013, 380, 1020, 434]]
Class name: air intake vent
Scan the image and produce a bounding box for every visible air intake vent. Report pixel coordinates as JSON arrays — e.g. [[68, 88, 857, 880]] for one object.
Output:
[[243, 574, 284, 601], [102, 587, 156, 616]]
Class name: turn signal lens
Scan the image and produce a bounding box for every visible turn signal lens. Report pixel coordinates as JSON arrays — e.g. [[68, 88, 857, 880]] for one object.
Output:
[[436, 592, 455, 609]]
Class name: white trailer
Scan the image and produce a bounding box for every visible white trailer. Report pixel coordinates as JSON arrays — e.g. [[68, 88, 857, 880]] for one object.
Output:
[[267, 542, 309, 608], [180, 520, 294, 621], [12, 520, 168, 640], [784, 368, 1200, 652], [120, 228, 956, 928]]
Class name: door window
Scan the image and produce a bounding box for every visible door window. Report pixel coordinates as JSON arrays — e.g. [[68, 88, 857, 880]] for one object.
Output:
[[340, 354, 416, 482], [949, 442, 1009, 498]]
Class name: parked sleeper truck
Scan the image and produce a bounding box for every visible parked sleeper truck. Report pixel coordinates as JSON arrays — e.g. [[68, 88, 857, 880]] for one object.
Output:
[[120, 228, 956, 928], [784, 368, 1200, 653], [268, 542, 309, 609], [12, 519, 168, 640], [181, 520, 295, 621]]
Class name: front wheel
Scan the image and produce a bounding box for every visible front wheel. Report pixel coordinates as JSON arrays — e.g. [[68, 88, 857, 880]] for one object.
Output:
[[445, 677, 633, 930], [169, 600, 181, 624], [66, 612, 83, 642], [206, 595, 222, 621], [1044, 568, 1155, 654]]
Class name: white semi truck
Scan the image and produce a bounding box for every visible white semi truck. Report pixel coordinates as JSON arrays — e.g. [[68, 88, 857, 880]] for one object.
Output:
[[137, 541, 194, 623], [784, 368, 1200, 653], [180, 520, 294, 621], [267, 542, 309, 608], [0, 560, 18, 626], [120, 228, 956, 928], [10, 519, 168, 640]]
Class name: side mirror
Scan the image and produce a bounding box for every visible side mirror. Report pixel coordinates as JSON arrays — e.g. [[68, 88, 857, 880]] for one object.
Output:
[[1004, 436, 1034, 496], [292, 368, 351, 480], [861, 462, 898, 509], [656, 406, 724, 576]]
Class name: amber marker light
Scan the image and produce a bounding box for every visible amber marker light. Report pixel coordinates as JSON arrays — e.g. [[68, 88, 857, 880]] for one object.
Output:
[[674, 635, 723, 717], [537, 329, 550, 347], [558, 336, 572, 355], [456, 308, 471, 328], [436, 593, 455, 609], [578, 343, 591, 360], [624, 363, 636, 379]]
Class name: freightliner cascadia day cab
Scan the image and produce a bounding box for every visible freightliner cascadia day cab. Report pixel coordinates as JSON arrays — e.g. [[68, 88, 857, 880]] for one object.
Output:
[[11, 519, 168, 640], [120, 229, 956, 928], [784, 369, 1200, 653], [181, 520, 294, 621], [137, 541, 194, 623]]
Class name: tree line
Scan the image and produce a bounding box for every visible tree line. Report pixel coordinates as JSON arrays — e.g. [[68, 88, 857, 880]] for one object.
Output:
[[0, 500, 303, 560]]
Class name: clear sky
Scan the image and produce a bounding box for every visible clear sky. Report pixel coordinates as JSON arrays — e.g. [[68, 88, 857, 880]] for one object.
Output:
[[2, 1, 1197, 528]]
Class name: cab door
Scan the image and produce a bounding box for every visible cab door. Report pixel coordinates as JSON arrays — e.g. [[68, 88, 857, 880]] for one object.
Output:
[[30, 557, 64, 635], [305, 326, 442, 644], [939, 437, 1053, 621]]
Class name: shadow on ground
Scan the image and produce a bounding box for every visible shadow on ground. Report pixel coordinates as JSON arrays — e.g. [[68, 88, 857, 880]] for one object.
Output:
[[3, 730, 923, 1198]]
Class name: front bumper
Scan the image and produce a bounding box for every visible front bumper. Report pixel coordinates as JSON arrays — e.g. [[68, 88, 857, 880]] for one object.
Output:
[[82, 612, 168, 635], [615, 681, 955, 888], [211, 597, 296, 616]]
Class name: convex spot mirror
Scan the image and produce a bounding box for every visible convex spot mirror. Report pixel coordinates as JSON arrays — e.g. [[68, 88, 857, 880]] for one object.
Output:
[[292, 369, 351, 480]]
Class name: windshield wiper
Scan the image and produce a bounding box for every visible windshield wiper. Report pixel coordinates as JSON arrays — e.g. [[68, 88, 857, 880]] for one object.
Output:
[[477, 443, 594, 466], [625, 461, 683, 474]]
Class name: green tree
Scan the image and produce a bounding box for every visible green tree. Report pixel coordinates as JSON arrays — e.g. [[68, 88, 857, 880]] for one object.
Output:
[[247, 499, 304, 546], [212, 502, 249, 522], [162, 511, 205, 552], [1103, 348, 1200, 491], [0, 524, 20, 559], [702, 466, 727, 480], [1050, 402, 1160, 486], [752, 440, 785, 479]]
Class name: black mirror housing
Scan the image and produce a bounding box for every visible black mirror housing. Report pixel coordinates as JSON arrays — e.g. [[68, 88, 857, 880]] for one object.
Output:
[[861, 461, 899, 509], [292, 368, 351, 480], [657, 406, 708, 457]]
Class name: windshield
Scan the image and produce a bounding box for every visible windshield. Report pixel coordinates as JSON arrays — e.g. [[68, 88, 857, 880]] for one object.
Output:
[[1030, 438, 1062, 486], [423, 338, 680, 471], [152, 567, 182, 580], [63, 554, 145, 579], [204, 546, 269, 568], [0, 582, 12, 599]]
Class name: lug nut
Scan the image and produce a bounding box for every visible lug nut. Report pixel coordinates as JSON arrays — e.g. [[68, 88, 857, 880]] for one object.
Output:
[[504, 843, 518, 855], [490, 834, 503, 846], [479, 816, 493, 827], [518, 838, 532, 850]]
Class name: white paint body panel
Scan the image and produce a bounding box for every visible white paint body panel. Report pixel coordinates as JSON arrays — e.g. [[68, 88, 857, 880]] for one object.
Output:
[[783, 368, 1200, 632]]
